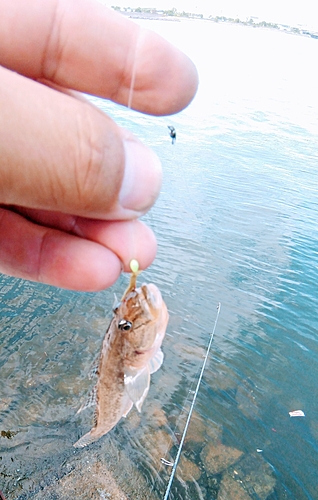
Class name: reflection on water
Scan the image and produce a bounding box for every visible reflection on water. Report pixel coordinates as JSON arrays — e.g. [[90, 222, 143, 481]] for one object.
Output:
[[1, 20, 318, 500]]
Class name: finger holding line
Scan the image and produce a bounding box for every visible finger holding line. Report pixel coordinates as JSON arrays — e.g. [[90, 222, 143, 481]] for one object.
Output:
[[0, 0, 198, 115]]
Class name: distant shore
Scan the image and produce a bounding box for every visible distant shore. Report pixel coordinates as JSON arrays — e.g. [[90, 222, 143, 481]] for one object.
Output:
[[116, 9, 318, 40]]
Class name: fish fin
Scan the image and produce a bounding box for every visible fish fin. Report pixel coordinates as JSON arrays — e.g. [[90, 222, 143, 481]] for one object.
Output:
[[113, 293, 121, 311], [124, 367, 150, 413], [122, 398, 133, 418], [148, 348, 164, 375], [76, 386, 97, 414], [88, 356, 100, 379], [93, 407, 99, 427], [73, 431, 99, 448], [119, 391, 133, 418]]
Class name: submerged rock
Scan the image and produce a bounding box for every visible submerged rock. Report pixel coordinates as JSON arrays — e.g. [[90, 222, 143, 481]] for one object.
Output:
[[141, 428, 174, 457], [201, 443, 243, 474], [173, 342, 207, 362], [226, 453, 276, 500], [150, 406, 168, 428], [235, 378, 260, 419], [177, 455, 201, 482], [177, 411, 206, 444], [177, 410, 222, 446], [206, 421, 223, 444], [208, 362, 238, 392], [125, 408, 142, 430], [32, 461, 128, 500], [11, 435, 152, 500], [218, 474, 252, 500]]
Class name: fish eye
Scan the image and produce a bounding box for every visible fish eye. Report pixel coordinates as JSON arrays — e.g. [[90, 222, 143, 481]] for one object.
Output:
[[118, 319, 132, 331]]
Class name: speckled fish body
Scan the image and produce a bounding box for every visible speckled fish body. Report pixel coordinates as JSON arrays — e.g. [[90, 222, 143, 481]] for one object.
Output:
[[74, 283, 169, 448]]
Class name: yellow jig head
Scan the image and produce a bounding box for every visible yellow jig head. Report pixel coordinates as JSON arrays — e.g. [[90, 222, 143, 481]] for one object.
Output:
[[130, 259, 139, 274], [122, 259, 140, 298]]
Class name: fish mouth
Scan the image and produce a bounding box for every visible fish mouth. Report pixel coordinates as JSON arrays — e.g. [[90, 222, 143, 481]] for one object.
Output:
[[141, 283, 162, 310]]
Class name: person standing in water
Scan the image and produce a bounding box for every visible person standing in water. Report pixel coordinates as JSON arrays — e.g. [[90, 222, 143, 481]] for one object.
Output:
[[168, 125, 176, 144]]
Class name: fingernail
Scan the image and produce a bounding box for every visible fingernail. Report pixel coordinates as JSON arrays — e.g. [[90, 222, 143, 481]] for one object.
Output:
[[119, 137, 162, 213]]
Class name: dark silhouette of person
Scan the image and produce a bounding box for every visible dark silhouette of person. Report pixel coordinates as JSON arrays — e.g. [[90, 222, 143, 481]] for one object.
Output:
[[168, 125, 176, 144]]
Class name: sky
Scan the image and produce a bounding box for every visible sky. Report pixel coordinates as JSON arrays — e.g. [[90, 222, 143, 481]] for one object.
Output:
[[99, 0, 318, 30]]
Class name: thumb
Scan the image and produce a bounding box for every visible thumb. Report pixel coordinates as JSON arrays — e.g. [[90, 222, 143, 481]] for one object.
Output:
[[0, 67, 162, 219]]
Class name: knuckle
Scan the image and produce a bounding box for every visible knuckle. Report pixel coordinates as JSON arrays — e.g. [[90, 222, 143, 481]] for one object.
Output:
[[72, 107, 122, 212]]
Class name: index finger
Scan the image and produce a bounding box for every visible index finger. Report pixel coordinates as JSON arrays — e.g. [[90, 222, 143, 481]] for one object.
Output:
[[0, 0, 198, 115]]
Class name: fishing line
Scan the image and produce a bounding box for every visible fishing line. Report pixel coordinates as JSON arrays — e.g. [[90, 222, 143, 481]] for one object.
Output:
[[162, 302, 221, 500], [126, 27, 143, 272], [149, 359, 202, 498], [127, 26, 142, 110]]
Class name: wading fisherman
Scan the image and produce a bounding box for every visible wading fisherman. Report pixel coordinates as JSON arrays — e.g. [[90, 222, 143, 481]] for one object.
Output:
[[168, 125, 176, 144]]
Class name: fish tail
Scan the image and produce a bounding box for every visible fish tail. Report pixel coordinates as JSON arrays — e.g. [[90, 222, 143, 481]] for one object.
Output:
[[73, 430, 99, 448]]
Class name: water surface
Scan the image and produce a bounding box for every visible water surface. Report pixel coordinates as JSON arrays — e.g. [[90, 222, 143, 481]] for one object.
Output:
[[1, 19, 318, 500]]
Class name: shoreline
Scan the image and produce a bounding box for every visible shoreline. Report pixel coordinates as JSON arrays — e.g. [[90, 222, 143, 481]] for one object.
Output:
[[119, 10, 318, 40]]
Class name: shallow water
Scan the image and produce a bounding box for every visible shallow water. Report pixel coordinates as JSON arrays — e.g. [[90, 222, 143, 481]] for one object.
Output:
[[1, 19, 318, 500]]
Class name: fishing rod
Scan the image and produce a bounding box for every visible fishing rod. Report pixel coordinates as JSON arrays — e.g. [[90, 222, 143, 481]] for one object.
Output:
[[162, 302, 221, 500]]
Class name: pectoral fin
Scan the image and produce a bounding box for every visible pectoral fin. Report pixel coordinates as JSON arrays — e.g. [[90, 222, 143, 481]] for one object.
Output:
[[148, 348, 164, 374], [124, 367, 150, 412], [121, 394, 133, 418]]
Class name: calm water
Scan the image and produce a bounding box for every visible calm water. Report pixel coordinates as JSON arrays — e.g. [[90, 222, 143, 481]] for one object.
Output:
[[1, 19, 318, 500]]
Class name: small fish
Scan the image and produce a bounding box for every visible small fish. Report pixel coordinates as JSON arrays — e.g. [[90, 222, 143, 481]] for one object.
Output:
[[74, 280, 169, 448]]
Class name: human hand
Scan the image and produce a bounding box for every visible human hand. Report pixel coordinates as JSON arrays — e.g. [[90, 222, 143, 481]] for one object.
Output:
[[0, 0, 198, 291]]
